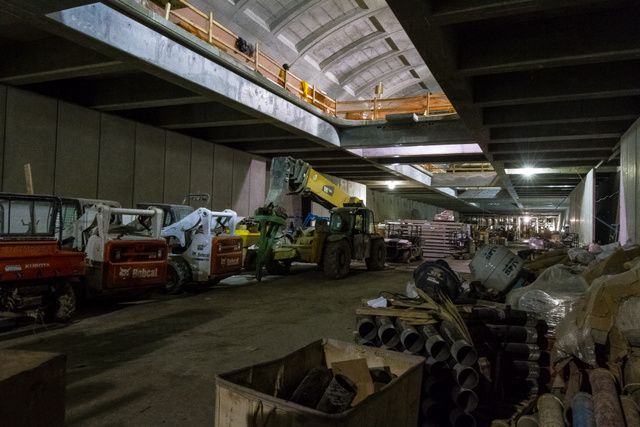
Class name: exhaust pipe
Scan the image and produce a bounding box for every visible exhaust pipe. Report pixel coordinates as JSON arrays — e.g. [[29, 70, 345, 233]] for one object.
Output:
[[375, 316, 400, 349]]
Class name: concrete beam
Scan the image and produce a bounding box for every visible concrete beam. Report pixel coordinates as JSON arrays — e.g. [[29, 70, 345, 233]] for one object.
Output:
[[191, 125, 296, 143], [268, 0, 323, 33], [353, 64, 418, 97], [483, 97, 640, 127], [319, 30, 391, 70], [45, 3, 340, 147], [26, 73, 208, 110], [457, 5, 640, 75], [119, 102, 267, 129], [340, 49, 414, 86], [0, 37, 127, 85], [489, 121, 632, 143], [429, 0, 607, 25], [339, 118, 475, 148], [492, 151, 611, 162], [488, 139, 619, 154], [375, 153, 487, 164], [473, 60, 640, 106]]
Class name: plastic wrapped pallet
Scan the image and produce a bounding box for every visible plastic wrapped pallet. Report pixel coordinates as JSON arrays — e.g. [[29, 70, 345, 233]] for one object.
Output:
[[506, 265, 588, 328]]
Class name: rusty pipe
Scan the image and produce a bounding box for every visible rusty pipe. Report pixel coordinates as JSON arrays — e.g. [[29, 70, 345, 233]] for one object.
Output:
[[396, 319, 425, 354], [516, 414, 539, 427], [375, 316, 400, 349], [589, 368, 625, 427]]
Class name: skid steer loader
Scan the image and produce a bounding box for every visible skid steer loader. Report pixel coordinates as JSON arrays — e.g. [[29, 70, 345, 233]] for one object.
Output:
[[161, 208, 243, 292]]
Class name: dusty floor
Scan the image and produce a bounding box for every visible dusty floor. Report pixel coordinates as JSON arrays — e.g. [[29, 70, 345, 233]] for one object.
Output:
[[0, 262, 426, 426]]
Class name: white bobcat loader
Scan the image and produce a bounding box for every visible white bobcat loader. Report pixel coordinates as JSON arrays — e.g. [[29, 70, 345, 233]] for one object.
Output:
[[161, 208, 243, 292]]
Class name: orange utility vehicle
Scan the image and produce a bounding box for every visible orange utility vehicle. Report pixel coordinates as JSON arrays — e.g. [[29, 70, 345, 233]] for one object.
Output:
[[0, 193, 85, 320]]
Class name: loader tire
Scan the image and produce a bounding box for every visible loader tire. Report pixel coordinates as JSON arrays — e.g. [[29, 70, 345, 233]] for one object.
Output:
[[266, 250, 292, 275], [166, 259, 190, 294], [366, 238, 386, 271], [323, 240, 351, 279], [52, 283, 76, 322]]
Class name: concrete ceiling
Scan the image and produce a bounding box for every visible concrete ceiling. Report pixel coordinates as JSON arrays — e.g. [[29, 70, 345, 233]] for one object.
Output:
[[191, 0, 440, 100], [386, 0, 635, 213]]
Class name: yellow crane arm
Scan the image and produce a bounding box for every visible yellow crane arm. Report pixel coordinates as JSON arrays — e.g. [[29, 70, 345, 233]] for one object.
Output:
[[271, 157, 362, 210]]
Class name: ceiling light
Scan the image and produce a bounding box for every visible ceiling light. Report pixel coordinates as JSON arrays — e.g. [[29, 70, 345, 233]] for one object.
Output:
[[387, 181, 397, 190]]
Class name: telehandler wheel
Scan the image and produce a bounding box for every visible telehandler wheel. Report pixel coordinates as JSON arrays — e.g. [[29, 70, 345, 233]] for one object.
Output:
[[51, 283, 76, 322], [323, 239, 351, 279], [366, 238, 386, 271], [166, 260, 189, 294]]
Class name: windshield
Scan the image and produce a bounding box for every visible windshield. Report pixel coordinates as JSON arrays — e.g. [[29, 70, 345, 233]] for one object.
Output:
[[0, 198, 57, 237], [173, 206, 194, 223]]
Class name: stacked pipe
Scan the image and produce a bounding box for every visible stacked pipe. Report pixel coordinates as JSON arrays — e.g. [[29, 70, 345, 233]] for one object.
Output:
[[355, 315, 481, 426], [463, 307, 551, 425]]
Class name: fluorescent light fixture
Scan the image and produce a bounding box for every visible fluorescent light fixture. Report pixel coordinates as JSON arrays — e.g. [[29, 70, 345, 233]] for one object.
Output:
[[505, 167, 549, 175], [387, 181, 397, 190], [348, 143, 482, 158]]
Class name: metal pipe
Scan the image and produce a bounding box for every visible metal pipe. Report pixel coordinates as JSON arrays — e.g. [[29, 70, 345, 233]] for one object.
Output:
[[471, 307, 537, 326], [422, 324, 451, 361], [425, 356, 449, 381], [289, 367, 333, 408], [588, 368, 625, 427], [440, 321, 478, 367], [356, 316, 377, 341], [421, 398, 444, 420], [315, 374, 357, 414], [450, 407, 476, 427], [375, 316, 400, 349], [503, 343, 541, 361], [450, 362, 479, 389], [451, 385, 479, 412], [423, 377, 450, 401], [509, 360, 541, 380], [537, 394, 564, 427], [485, 324, 538, 343], [620, 395, 640, 427], [571, 392, 595, 427], [396, 319, 426, 354], [516, 414, 539, 427]]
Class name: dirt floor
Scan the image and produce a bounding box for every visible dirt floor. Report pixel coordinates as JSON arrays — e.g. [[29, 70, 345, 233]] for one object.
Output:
[[0, 262, 429, 426]]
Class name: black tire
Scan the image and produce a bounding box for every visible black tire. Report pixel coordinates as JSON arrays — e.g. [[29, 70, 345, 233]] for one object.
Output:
[[323, 239, 351, 279], [165, 259, 190, 294], [366, 238, 386, 271], [266, 256, 292, 275], [52, 283, 76, 321]]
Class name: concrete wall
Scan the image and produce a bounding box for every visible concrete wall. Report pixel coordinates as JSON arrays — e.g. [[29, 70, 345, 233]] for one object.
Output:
[[619, 118, 640, 244], [568, 169, 595, 246], [0, 85, 266, 216], [366, 189, 440, 222]]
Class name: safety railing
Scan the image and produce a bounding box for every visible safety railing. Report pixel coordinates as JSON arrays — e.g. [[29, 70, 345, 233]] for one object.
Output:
[[143, 0, 455, 121]]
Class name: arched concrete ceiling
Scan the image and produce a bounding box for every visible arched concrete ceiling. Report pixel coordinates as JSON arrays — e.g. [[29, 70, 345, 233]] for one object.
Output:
[[191, 0, 439, 100]]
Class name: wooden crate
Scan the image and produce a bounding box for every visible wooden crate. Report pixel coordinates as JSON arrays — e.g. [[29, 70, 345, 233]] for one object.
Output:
[[215, 338, 424, 427]]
